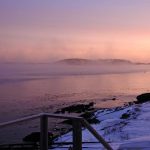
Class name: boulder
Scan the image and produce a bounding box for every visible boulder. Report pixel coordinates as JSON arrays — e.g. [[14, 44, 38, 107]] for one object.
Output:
[[23, 132, 54, 145], [120, 113, 131, 119], [55, 102, 95, 114], [136, 93, 150, 104]]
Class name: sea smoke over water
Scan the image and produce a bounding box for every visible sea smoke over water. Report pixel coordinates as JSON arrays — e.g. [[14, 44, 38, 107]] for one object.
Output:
[[0, 63, 150, 80]]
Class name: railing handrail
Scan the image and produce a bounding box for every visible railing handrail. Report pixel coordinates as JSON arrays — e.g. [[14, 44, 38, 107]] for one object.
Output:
[[0, 113, 113, 150], [0, 113, 82, 128]]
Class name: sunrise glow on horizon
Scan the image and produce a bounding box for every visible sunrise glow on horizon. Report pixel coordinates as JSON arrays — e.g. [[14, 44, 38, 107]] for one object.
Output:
[[1, 0, 150, 63]]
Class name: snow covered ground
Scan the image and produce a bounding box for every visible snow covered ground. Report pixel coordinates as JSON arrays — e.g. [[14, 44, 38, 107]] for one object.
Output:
[[52, 102, 150, 150]]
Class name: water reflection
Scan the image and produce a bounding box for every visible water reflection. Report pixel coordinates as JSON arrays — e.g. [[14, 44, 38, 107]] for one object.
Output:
[[0, 72, 150, 122]]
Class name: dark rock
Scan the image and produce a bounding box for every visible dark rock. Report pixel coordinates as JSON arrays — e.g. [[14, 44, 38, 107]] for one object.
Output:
[[89, 102, 94, 107], [112, 97, 116, 101], [58, 102, 99, 125], [136, 93, 150, 104], [23, 132, 55, 145], [23, 132, 40, 143], [80, 111, 100, 124], [115, 107, 124, 111], [121, 113, 130, 119], [55, 102, 95, 114], [62, 111, 100, 125], [128, 102, 134, 106]]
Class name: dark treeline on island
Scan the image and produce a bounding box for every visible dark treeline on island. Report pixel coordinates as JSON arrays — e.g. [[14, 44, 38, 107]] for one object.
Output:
[[2, 58, 150, 65], [55, 58, 150, 66]]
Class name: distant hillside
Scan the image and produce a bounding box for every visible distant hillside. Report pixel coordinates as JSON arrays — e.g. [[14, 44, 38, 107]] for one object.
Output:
[[97, 59, 133, 64], [56, 58, 94, 65], [56, 58, 134, 65]]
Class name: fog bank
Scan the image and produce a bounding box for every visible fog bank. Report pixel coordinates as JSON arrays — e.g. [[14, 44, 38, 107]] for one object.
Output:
[[0, 63, 150, 79]]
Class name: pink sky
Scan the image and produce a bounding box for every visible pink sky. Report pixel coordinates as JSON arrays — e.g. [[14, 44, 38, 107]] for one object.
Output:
[[0, 0, 150, 63]]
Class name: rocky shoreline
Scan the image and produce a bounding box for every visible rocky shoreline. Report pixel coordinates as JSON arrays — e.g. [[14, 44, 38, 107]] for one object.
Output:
[[53, 93, 150, 149], [22, 93, 150, 148], [23, 102, 99, 145], [1, 93, 150, 149]]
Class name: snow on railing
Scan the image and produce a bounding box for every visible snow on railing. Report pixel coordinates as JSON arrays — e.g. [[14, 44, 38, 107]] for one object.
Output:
[[0, 113, 113, 150]]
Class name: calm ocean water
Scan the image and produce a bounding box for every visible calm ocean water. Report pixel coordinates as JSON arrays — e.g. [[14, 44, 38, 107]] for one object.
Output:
[[0, 65, 150, 121], [0, 64, 150, 143]]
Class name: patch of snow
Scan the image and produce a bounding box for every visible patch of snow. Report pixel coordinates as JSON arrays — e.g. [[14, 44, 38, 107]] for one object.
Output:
[[52, 102, 150, 150]]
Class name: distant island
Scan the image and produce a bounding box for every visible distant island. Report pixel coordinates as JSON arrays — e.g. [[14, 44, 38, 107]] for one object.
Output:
[[56, 58, 135, 65], [1, 58, 150, 65]]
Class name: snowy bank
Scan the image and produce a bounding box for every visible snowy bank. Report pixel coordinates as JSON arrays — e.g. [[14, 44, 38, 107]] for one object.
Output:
[[52, 102, 150, 150]]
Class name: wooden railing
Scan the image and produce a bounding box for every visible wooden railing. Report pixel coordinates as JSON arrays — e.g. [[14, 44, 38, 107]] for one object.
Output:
[[0, 113, 113, 150]]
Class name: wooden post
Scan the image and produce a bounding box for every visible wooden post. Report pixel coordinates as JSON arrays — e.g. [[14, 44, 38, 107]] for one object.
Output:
[[40, 115, 48, 150], [72, 119, 82, 150]]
